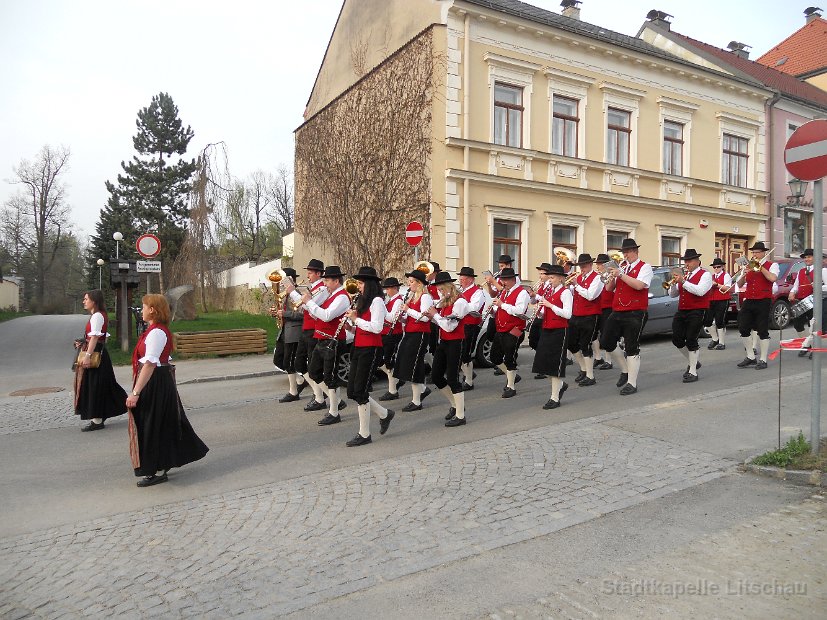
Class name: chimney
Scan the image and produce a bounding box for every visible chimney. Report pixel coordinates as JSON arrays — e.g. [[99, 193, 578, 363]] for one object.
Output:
[[804, 6, 823, 24], [645, 9, 673, 31], [561, 0, 582, 21], [727, 41, 751, 60]]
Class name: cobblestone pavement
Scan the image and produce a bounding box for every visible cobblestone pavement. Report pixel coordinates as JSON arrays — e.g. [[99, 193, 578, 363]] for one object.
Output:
[[0, 416, 732, 618], [483, 494, 826, 619]]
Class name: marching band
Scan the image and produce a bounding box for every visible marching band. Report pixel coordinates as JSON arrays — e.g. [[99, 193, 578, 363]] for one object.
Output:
[[269, 240, 818, 447]]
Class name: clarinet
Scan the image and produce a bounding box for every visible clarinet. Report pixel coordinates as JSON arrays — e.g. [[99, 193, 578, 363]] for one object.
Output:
[[385, 290, 412, 333], [331, 294, 360, 339], [525, 283, 554, 332]]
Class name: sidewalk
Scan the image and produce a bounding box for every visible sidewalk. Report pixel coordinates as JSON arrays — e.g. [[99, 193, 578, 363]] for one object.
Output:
[[113, 353, 278, 387]]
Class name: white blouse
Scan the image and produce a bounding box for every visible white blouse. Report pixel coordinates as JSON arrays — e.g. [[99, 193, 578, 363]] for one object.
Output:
[[87, 312, 106, 337], [139, 328, 170, 366]]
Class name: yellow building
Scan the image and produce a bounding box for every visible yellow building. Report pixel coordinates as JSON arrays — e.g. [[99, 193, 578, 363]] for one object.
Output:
[[294, 0, 772, 281]]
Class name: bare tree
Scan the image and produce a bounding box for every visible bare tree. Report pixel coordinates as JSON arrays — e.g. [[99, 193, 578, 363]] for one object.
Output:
[[6, 145, 72, 308], [0, 194, 32, 279], [268, 164, 294, 231]]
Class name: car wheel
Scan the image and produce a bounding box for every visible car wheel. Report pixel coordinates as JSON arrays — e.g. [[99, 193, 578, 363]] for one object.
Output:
[[770, 299, 791, 330], [474, 332, 494, 368], [337, 350, 351, 384]]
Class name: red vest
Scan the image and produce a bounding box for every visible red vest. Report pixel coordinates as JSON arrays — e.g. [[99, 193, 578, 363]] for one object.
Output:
[[534, 281, 551, 317], [404, 295, 432, 333], [302, 281, 326, 330], [572, 271, 602, 316], [313, 289, 349, 340], [460, 285, 483, 325], [600, 286, 614, 309], [495, 286, 526, 333], [711, 271, 730, 301], [85, 312, 109, 343], [796, 267, 814, 299], [437, 301, 465, 341], [354, 306, 383, 347], [427, 283, 439, 300], [613, 261, 649, 311], [542, 286, 568, 329], [678, 269, 711, 310], [745, 262, 774, 300], [132, 323, 172, 377], [382, 295, 404, 336]]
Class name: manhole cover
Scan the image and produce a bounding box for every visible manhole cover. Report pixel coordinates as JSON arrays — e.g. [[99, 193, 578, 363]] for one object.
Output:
[[9, 387, 66, 396]]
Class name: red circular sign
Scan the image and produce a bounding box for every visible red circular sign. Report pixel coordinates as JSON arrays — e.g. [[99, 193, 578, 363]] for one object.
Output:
[[405, 221, 424, 246], [785, 119, 827, 181], [136, 234, 161, 258]]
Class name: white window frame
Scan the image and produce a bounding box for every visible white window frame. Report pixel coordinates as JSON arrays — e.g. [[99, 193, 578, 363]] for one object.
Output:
[[657, 96, 698, 178], [656, 224, 691, 266], [545, 212, 588, 261], [486, 205, 533, 276], [717, 112, 760, 189], [601, 218, 639, 253], [545, 67, 593, 159], [600, 82, 645, 168], [485, 53, 541, 150]]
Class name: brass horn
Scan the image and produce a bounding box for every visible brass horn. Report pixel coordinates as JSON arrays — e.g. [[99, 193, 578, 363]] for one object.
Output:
[[268, 269, 286, 284], [344, 277, 360, 296], [414, 260, 435, 276]]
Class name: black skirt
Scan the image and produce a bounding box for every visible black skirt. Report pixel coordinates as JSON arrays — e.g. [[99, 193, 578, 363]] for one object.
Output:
[[393, 332, 429, 383], [74, 347, 127, 421], [128, 365, 209, 477], [532, 327, 568, 378]]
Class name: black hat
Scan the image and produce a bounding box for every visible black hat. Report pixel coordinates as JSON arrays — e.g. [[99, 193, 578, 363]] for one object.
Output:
[[353, 266, 380, 281], [381, 277, 402, 288], [748, 241, 769, 251], [458, 266, 476, 277], [497, 254, 514, 264], [404, 269, 428, 284], [430, 261, 441, 273], [710, 258, 725, 267], [536, 262, 554, 273], [680, 248, 702, 261], [499, 267, 518, 278], [595, 253, 611, 264], [306, 258, 324, 272], [322, 265, 345, 279], [283, 267, 297, 279], [800, 248, 814, 258], [545, 264, 566, 276], [620, 239, 640, 250], [433, 271, 456, 285], [575, 253, 594, 266]]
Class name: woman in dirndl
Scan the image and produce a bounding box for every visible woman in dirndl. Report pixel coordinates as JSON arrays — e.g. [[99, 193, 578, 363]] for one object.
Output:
[[531, 264, 573, 409], [74, 289, 127, 432], [125, 294, 208, 487], [393, 269, 434, 412]]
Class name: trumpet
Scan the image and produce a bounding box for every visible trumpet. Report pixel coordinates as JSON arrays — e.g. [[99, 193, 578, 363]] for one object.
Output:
[[661, 267, 689, 290], [565, 271, 580, 286]]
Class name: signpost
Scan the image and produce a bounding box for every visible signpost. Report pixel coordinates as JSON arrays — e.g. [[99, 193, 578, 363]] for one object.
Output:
[[406, 221, 424, 263], [135, 233, 162, 293], [784, 119, 826, 455], [136, 261, 162, 273]]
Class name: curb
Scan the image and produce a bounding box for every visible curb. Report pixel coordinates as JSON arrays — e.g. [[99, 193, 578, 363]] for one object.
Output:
[[743, 458, 826, 488], [178, 370, 280, 385]]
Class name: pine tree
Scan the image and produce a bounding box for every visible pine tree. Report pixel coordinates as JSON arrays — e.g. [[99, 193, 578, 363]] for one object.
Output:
[[88, 181, 139, 290]]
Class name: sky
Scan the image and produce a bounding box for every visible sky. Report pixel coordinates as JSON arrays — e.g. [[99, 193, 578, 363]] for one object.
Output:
[[0, 0, 813, 241]]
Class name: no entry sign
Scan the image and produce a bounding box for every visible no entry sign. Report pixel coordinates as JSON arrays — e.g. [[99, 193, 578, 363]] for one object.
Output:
[[785, 119, 827, 181], [405, 221, 424, 246], [136, 233, 161, 258]]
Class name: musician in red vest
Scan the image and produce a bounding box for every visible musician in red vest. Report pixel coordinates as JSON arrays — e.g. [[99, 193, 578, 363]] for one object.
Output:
[[736, 242, 779, 370], [667, 249, 712, 382], [490, 267, 530, 398], [457, 266, 485, 391], [483, 254, 519, 376], [301, 265, 351, 424], [599, 238, 653, 395], [285, 259, 329, 410], [567, 253, 604, 387], [592, 253, 615, 370], [342, 267, 395, 446], [531, 264, 572, 409], [425, 261, 442, 361], [394, 268, 434, 411], [789, 248, 827, 358], [704, 258, 732, 351], [376, 277, 405, 399], [423, 271, 470, 426], [529, 262, 553, 379]]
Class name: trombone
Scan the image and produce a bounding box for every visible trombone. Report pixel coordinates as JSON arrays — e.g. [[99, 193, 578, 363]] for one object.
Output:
[[661, 267, 689, 290]]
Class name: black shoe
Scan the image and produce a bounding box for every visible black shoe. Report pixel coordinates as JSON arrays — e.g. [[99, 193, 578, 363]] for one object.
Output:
[[445, 416, 466, 427], [398, 380, 407, 389], [304, 398, 326, 412], [317, 414, 341, 426], [378, 391, 399, 401], [737, 357, 757, 368], [619, 383, 637, 395], [338, 400, 347, 411], [81, 421, 105, 432], [402, 402, 422, 412], [534, 373, 547, 380], [502, 387, 517, 398], [597, 361, 613, 370], [684, 361, 702, 374], [137, 473, 168, 487], [755, 360, 768, 370], [379, 410, 395, 435], [421, 387, 432, 402], [346, 434, 372, 447], [296, 381, 309, 395], [461, 383, 474, 391], [579, 376, 596, 386], [445, 407, 456, 421], [559, 382, 569, 399], [682, 373, 698, 383], [616, 373, 628, 388], [543, 399, 560, 410], [707, 340, 718, 350], [714, 344, 726, 350], [798, 349, 810, 358], [493, 367, 504, 376], [472, 372, 477, 379], [574, 370, 587, 383], [279, 393, 300, 403], [514, 374, 522, 384], [565, 358, 574, 365]]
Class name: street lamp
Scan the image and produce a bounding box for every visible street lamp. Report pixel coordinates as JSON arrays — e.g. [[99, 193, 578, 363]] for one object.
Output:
[[96, 258, 105, 289], [113, 231, 123, 258], [788, 178, 808, 203]]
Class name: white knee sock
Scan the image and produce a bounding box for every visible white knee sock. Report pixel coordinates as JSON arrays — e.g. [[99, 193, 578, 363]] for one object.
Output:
[[751, 330, 759, 353], [611, 348, 628, 373], [549, 377, 561, 401], [439, 385, 456, 406], [627, 354, 641, 387], [708, 324, 718, 342], [306, 377, 324, 403], [719, 326, 726, 345], [296, 373, 306, 386], [742, 336, 755, 360], [592, 340, 602, 361], [688, 350, 699, 375], [92, 417, 103, 424], [357, 403, 370, 438], [327, 387, 339, 415], [411, 383, 423, 405], [454, 391, 466, 419], [584, 355, 595, 379], [497, 363, 508, 374], [462, 362, 474, 386], [759, 339, 769, 363], [678, 346, 689, 362], [378, 364, 389, 374], [506, 370, 516, 389], [287, 373, 298, 395], [368, 396, 388, 419], [574, 351, 585, 372]]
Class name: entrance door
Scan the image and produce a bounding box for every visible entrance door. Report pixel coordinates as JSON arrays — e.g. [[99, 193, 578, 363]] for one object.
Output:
[[715, 234, 749, 273]]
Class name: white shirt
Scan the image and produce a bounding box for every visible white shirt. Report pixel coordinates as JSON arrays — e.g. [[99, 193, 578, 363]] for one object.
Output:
[[499, 283, 530, 317], [714, 271, 733, 291], [670, 267, 713, 298], [306, 286, 350, 321], [572, 270, 604, 301], [464, 286, 485, 314], [139, 328, 169, 366], [624, 259, 654, 288], [791, 266, 827, 296], [384, 294, 403, 326], [354, 297, 387, 334], [405, 292, 433, 322], [87, 312, 106, 337], [288, 280, 330, 308], [549, 285, 573, 320], [432, 297, 469, 333]]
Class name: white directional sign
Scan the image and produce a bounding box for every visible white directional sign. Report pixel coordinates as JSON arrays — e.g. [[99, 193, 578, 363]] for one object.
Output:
[[136, 260, 162, 273]]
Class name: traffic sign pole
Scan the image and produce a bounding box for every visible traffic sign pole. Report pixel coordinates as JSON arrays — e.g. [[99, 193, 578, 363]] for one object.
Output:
[[811, 179, 822, 456]]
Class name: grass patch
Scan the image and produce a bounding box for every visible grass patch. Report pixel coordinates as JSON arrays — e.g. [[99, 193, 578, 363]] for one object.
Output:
[[0, 310, 31, 323], [751, 432, 827, 471]]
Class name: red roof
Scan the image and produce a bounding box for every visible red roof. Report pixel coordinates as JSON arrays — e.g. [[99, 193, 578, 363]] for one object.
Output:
[[756, 17, 827, 77], [668, 31, 827, 108]]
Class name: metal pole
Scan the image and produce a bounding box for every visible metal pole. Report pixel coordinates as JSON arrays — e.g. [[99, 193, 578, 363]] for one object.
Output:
[[98, 267, 102, 290], [811, 178, 823, 455]]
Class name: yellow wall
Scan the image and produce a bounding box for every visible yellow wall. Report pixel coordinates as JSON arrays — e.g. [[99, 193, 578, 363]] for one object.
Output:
[[805, 73, 827, 92], [0, 280, 20, 310]]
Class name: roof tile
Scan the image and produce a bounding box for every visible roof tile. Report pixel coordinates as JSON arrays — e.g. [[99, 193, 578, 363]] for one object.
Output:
[[756, 17, 827, 77]]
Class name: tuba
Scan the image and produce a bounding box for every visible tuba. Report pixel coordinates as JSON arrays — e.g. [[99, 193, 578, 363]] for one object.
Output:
[[414, 260, 436, 276], [554, 247, 575, 267], [266, 269, 288, 328]]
